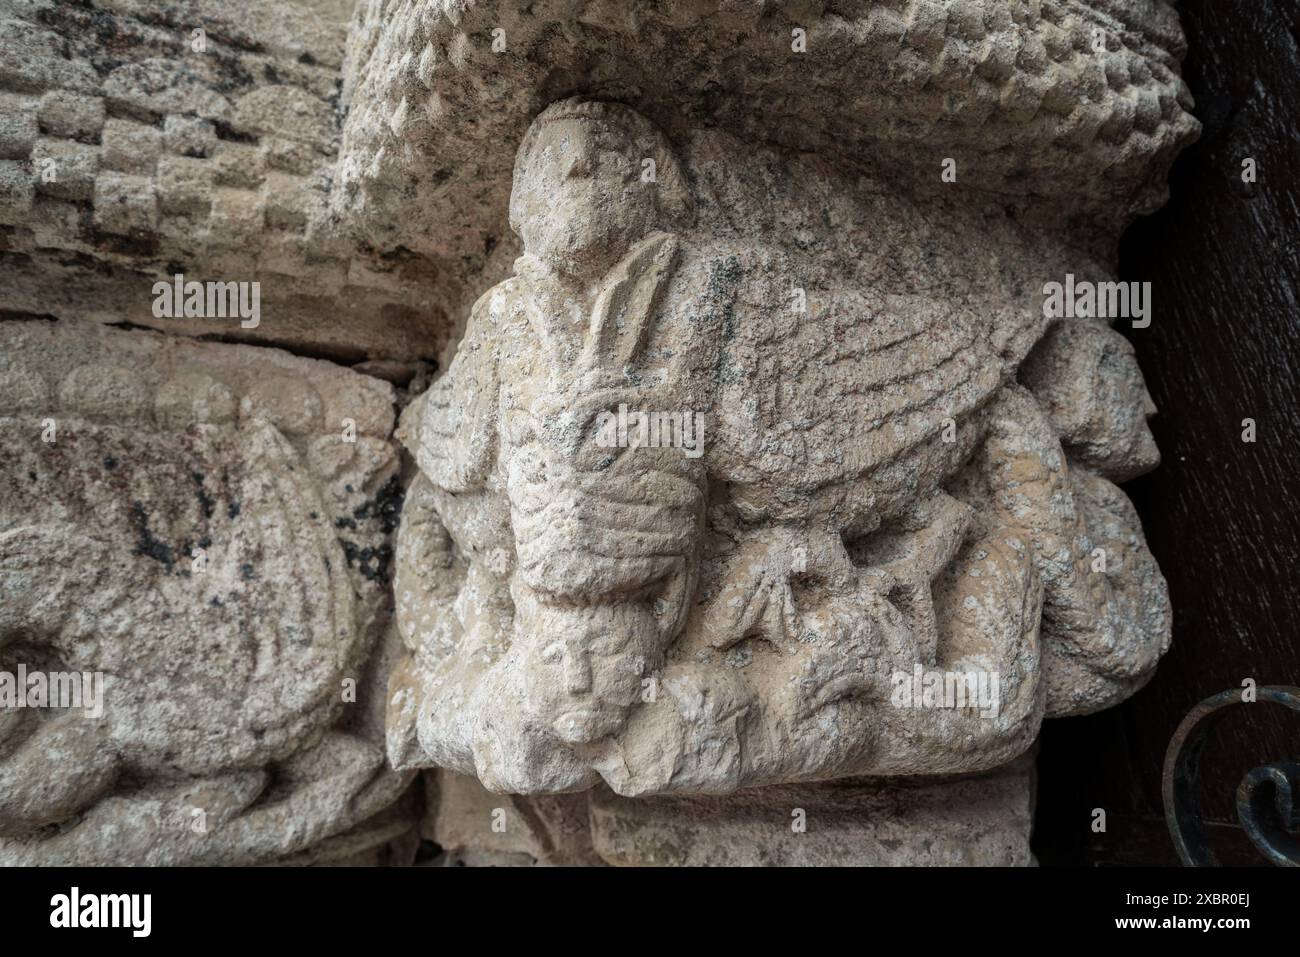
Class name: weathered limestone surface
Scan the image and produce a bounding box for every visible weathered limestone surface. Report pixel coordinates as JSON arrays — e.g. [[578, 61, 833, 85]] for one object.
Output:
[[337, 0, 1198, 322], [0, 0, 448, 365], [0, 320, 415, 864], [384, 22, 1187, 796], [428, 769, 604, 866], [590, 755, 1037, 866], [0, 0, 1198, 865]]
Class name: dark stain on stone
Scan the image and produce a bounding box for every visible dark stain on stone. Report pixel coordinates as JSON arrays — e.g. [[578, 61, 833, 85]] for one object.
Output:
[[130, 500, 175, 570], [348, 476, 405, 534], [212, 120, 258, 144], [87, 226, 159, 258], [337, 538, 393, 585], [0, 309, 58, 322], [372, 474, 405, 534], [207, 51, 256, 95], [191, 471, 214, 519]]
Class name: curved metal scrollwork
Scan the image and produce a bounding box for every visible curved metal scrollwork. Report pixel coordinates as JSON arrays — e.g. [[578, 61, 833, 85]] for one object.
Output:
[[1163, 685, 1300, 866]]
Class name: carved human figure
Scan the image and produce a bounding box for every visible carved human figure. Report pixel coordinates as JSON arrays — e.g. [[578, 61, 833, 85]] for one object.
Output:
[[390, 96, 1170, 797], [0, 0, 1197, 866], [392, 100, 701, 788]]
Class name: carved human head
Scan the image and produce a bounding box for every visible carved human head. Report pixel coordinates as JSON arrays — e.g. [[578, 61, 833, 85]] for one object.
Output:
[[534, 623, 644, 745], [509, 98, 693, 279]]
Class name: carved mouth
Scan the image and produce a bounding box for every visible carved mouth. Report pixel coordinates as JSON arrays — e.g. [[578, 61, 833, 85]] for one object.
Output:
[[552, 707, 616, 744]]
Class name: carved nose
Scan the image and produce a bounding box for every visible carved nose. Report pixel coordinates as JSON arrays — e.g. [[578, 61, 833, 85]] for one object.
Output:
[[563, 647, 593, 695]]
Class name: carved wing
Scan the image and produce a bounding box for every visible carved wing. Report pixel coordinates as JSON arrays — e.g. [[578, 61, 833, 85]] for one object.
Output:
[[581, 232, 679, 373], [405, 294, 502, 494], [708, 273, 1011, 502]]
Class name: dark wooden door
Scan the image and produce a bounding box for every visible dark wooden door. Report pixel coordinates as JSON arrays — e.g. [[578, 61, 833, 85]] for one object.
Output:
[[1032, 0, 1300, 867]]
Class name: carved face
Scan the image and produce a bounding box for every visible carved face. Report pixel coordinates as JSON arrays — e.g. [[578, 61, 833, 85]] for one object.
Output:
[[510, 116, 656, 279], [529, 620, 648, 745]]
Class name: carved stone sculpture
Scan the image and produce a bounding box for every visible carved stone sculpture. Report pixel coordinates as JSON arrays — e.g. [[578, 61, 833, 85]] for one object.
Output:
[[0, 321, 415, 865], [387, 89, 1175, 802], [0, 0, 1199, 866]]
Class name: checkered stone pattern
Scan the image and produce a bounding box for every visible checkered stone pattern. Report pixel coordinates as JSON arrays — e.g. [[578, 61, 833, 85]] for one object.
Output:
[[0, 0, 446, 363]]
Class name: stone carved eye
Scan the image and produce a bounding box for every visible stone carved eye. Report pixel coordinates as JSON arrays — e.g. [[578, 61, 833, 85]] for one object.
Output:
[[541, 641, 564, 663], [562, 150, 593, 180]]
